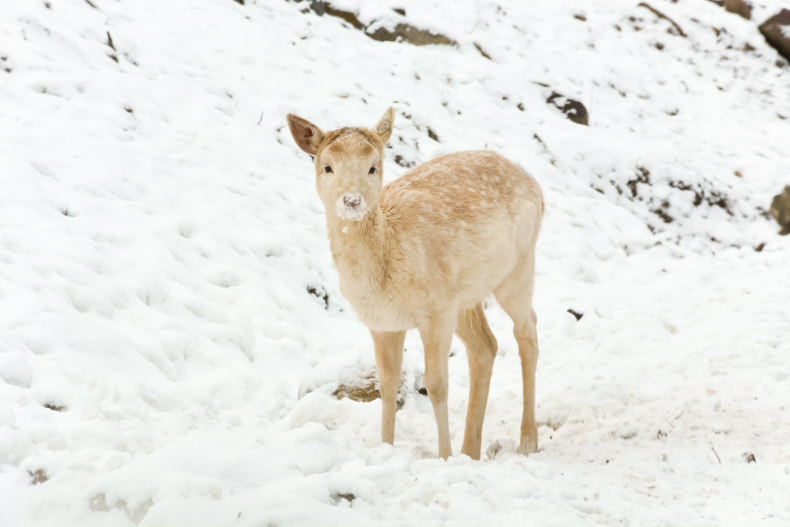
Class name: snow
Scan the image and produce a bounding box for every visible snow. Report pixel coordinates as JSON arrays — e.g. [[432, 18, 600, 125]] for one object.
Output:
[[1, 0, 789, 526]]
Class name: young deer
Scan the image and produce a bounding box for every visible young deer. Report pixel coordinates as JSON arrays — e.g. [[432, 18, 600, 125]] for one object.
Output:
[[287, 108, 544, 460]]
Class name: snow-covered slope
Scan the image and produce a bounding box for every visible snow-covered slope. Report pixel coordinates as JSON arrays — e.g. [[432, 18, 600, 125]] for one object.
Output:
[[1, 0, 789, 525]]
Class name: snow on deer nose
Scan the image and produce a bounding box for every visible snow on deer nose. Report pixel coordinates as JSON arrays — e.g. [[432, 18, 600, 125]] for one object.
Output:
[[335, 192, 367, 221], [343, 195, 361, 209]]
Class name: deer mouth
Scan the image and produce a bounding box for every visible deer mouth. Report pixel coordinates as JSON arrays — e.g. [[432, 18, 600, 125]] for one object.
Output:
[[335, 192, 367, 221]]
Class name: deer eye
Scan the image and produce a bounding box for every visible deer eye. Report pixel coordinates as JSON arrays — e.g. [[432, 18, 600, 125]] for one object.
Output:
[[324, 166, 333, 173], [368, 166, 376, 174]]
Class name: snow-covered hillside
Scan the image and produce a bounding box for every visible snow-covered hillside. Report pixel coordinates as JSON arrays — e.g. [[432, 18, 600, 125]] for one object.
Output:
[[1, 0, 789, 525]]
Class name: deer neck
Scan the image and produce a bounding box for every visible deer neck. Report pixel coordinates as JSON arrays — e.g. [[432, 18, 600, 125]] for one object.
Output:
[[326, 204, 392, 291]]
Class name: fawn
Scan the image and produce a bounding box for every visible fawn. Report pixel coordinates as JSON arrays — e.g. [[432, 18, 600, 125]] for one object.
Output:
[[287, 108, 544, 459]]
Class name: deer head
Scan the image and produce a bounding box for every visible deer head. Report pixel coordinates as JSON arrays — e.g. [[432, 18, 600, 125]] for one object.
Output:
[[287, 108, 395, 221]]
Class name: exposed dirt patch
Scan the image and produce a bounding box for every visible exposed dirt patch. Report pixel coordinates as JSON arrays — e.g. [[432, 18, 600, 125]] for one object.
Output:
[[331, 492, 356, 504], [627, 166, 651, 198], [29, 469, 48, 485], [306, 285, 329, 309]]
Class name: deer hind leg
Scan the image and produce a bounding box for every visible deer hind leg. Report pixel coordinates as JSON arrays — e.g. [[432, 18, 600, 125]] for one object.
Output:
[[494, 257, 540, 455], [455, 303, 498, 460], [370, 330, 406, 445], [418, 313, 456, 459]]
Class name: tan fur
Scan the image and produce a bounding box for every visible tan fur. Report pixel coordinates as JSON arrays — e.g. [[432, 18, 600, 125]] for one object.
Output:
[[287, 108, 544, 459]]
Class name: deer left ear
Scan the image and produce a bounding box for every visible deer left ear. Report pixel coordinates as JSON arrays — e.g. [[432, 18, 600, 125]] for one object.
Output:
[[287, 113, 325, 155], [374, 107, 395, 145]]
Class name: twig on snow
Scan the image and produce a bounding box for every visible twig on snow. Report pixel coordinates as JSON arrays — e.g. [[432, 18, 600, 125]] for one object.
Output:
[[106, 31, 116, 51], [637, 2, 687, 37]]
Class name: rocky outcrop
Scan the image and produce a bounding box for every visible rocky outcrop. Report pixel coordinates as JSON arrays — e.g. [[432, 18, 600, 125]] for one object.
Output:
[[770, 186, 790, 235], [759, 9, 790, 63], [298, 1, 455, 47], [724, 0, 752, 20]]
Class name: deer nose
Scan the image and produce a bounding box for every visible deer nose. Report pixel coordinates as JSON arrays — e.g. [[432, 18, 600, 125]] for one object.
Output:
[[343, 195, 361, 209]]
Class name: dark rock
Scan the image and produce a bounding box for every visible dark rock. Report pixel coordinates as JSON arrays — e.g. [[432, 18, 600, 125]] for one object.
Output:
[[724, 0, 751, 20], [546, 92, 589, 125], [769, 185, 790, 234], [759, 10, 790, 63], [567, 309, 584, 321]]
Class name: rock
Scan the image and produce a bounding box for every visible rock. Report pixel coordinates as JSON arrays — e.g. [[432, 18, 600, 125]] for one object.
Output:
[[546, 91, 589, 125], [331, 372, 408, 409], [759, 9, 790, 63], [769, 185, 790, 235], [368, 23, 455, 46], [332, 373, 381, 402], [724, 0, 752, 20]]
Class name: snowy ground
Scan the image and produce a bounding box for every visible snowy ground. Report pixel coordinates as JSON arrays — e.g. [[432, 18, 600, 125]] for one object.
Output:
[[1, 0, 789, 525]]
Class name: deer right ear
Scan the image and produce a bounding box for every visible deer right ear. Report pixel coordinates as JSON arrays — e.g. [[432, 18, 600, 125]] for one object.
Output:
[[374, 107, 395, 145], [287, 114, 325, 155]]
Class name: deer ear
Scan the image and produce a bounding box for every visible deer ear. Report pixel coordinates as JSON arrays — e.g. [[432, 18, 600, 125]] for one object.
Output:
[[287, 114, 325, 155], [374, 107, 395, 145]]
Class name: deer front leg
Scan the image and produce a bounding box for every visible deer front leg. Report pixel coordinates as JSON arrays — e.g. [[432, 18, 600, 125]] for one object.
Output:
[[418, 314, 456, 459], [371, 330, 406, 445]]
